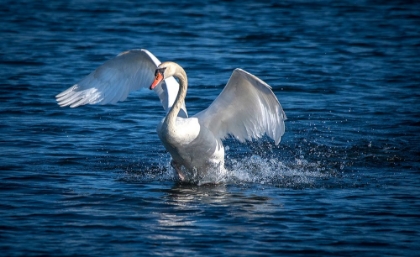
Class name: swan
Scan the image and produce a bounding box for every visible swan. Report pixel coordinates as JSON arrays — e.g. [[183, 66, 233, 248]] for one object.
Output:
[[56, 49, 286, 185]]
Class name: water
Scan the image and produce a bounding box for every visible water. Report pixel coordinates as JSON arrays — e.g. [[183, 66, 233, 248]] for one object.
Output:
[[1, 0, 420, 255]]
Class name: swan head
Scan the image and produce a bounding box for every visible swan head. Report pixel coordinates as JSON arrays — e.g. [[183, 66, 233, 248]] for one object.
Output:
[[149, 62, 178, 90]]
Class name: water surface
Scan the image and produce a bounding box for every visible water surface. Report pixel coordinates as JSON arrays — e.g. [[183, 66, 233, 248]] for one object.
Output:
[[1, 0, 419, 256]]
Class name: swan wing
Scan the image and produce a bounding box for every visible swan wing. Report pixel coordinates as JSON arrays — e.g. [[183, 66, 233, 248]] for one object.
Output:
[[195, 68, 286, 145], [56, 49, 187, 117]]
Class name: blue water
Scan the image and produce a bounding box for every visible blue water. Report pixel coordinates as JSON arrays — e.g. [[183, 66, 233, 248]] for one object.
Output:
[[1, 0, 420, 256]]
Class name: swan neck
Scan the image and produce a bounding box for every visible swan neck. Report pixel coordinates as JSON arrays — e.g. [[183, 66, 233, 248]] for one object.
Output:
[[166, 65, 188, 129]]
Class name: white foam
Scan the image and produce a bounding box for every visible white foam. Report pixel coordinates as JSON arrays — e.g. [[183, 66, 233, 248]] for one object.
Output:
[[225, 155, 332, 187], [121, 155, 335, 188]]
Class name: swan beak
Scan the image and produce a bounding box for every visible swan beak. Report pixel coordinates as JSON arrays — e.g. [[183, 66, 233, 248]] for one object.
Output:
[[150, 72, 163, 90]]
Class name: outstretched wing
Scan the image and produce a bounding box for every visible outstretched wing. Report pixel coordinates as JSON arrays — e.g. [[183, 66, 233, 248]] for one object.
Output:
[[56, 49, 187, 117], [194, 69, 286, 144]]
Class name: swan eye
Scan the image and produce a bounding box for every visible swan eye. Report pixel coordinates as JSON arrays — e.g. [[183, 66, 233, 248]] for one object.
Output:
[[157, 67, 166, 76]]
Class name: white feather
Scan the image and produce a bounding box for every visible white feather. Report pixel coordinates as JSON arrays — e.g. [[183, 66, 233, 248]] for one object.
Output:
[[56, 49, 187, 117], [195, 68, 286, 145]]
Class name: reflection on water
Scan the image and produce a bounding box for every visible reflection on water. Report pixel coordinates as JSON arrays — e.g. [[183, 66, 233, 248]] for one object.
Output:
[[155, 183, 278, 239], [166, 183, 229, 205]]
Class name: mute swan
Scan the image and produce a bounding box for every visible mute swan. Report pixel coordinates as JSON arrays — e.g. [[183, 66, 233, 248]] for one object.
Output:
[[56, 49, 286, 185]]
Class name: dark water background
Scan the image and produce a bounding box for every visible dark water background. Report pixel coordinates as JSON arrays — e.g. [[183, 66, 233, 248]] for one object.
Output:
[[1, 0, 420, 256]]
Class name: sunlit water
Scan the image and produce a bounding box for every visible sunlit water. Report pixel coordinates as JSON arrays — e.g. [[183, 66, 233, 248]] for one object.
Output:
[[1, 0, 419, 256]]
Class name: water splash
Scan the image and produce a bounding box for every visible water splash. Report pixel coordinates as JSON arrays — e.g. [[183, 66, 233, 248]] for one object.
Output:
[[120, 154, 338, 189], [226, 155, 333, 188], [120, 162, 175, 183]]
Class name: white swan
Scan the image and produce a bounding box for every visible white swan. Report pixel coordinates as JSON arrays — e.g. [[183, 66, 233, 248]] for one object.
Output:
[[56, 49, 286, 185]]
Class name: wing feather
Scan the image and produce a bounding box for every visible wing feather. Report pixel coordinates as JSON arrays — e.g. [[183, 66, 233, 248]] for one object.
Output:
[[194, 69, 286, 145], [56, 49, 187, 117]]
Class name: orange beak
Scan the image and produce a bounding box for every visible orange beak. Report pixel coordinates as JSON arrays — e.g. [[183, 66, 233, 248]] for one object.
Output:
[[150, 72, 163, 90]]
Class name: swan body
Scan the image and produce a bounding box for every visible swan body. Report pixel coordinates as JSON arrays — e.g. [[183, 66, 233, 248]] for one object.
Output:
[[157, 116, 226, 184], [56, 49, 286, 185]]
